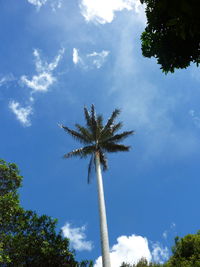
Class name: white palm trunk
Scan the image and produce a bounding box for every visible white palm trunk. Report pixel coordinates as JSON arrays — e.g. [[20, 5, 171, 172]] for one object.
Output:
[[95, 152, 111, 267]]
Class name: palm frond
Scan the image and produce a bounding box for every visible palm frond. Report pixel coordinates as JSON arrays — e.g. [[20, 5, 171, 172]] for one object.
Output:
[[90, 104, 97, 141], [111, 122, 123, 134], [63, 145, 96, 159], [87, 153, 95, 184], [98, 130, 112, 145], [63, 147, 85, 158], [97, 115, 103, 130], [96, 114, 103, 140], [61, 125, 90, 144], [75, 124, 93, 141], [106, 131, 135, 143], [84, 106, 92, 128], [103, 109, 121, 131], [99, 109, 121, 141], [101, 142, 131, 153], [99, 150, 108, 171], [91, 104, 96, 122]]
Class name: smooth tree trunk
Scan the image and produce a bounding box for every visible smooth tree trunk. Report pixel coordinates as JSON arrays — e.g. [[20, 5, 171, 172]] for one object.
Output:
[[95, 152, 111, 267]]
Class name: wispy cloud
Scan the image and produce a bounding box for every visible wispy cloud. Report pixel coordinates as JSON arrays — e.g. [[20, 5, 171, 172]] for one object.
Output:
[[80, 0, 143, 24], [27, 0, 63, 11], [21, 48, 64, 93], [151, 242, 169, 264], [0, 74, 15, 87], [94, 234, 169, 267], [162, 231, 168, 240], [72, 48, 109, 69], [9, 101, 32, 127], [62, 223, 93, 251], [162, 223, 176, 240], [189, 109, 200, 128], [10, 48, 64, 127], [104, 7, 200, 162], [27, 0, 48, 9], [33, 48, 64, 73], [87, 51, 110, 69], [50, 0, 63, 11]]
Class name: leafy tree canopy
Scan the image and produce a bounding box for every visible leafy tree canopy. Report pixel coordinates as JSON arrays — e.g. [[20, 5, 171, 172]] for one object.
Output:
[[141, 0, 200, 73], [167, 231, 200, 267], [0, 159, 92, 266]]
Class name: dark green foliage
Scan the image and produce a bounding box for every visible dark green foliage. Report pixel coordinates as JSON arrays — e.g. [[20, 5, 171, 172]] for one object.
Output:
[[0, 159, 22, 196], [140, 0, 200, 73], [1, 212, 78, 266], [60, 105, 134, 182], [0, 159, 91, 266], [167, 231, 200, 267], [0, 160, 23, 240]]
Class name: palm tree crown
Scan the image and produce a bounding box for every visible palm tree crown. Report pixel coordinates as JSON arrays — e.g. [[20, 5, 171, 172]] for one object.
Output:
[[60, 105, 134, 182]]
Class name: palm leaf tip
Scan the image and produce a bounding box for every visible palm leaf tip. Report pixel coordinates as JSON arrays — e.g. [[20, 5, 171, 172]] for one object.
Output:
[[91, 104, 96, 113], [84, 106, 92, 128], [63, 147, 85, 159], [62, 125, 91, 144], [58, 123, 64, 128], [107, 130, 135, 143], [103, 109, 121, 133], [87, 153, 95, 184], [111, 108, 121, 120], [91, 104, 97, 123], [102, 143, 131, 152]]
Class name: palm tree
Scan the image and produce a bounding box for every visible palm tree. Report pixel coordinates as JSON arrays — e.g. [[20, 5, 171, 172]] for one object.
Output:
[[59, 105, 134, 267]]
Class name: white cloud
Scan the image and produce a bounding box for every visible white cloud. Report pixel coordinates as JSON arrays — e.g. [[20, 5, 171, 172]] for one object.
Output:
[[95, 235, 152, 267], [21, 48, 64, 92], [72, 48, 109, 69], [62, 223, 93, 251], [11, 48, 64, 126], [80, 0, 143, 24], [33, 48, 64, 73], [9, 101, 32, 127], [21, 73, 55, 92], [94, 235, 169, 267], [72, 48, 82, 65]]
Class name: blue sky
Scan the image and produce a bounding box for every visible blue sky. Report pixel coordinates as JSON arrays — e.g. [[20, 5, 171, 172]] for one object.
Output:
[[1, 0, 200, 266]]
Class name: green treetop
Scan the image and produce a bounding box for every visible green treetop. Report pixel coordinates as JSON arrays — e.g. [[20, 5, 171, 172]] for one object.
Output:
[[0, 159, 92, 266], [140, 0, 200, 73]]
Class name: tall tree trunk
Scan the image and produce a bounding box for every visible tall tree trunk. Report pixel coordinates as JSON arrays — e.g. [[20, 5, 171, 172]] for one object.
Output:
[[95, 152, 111, 267]]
